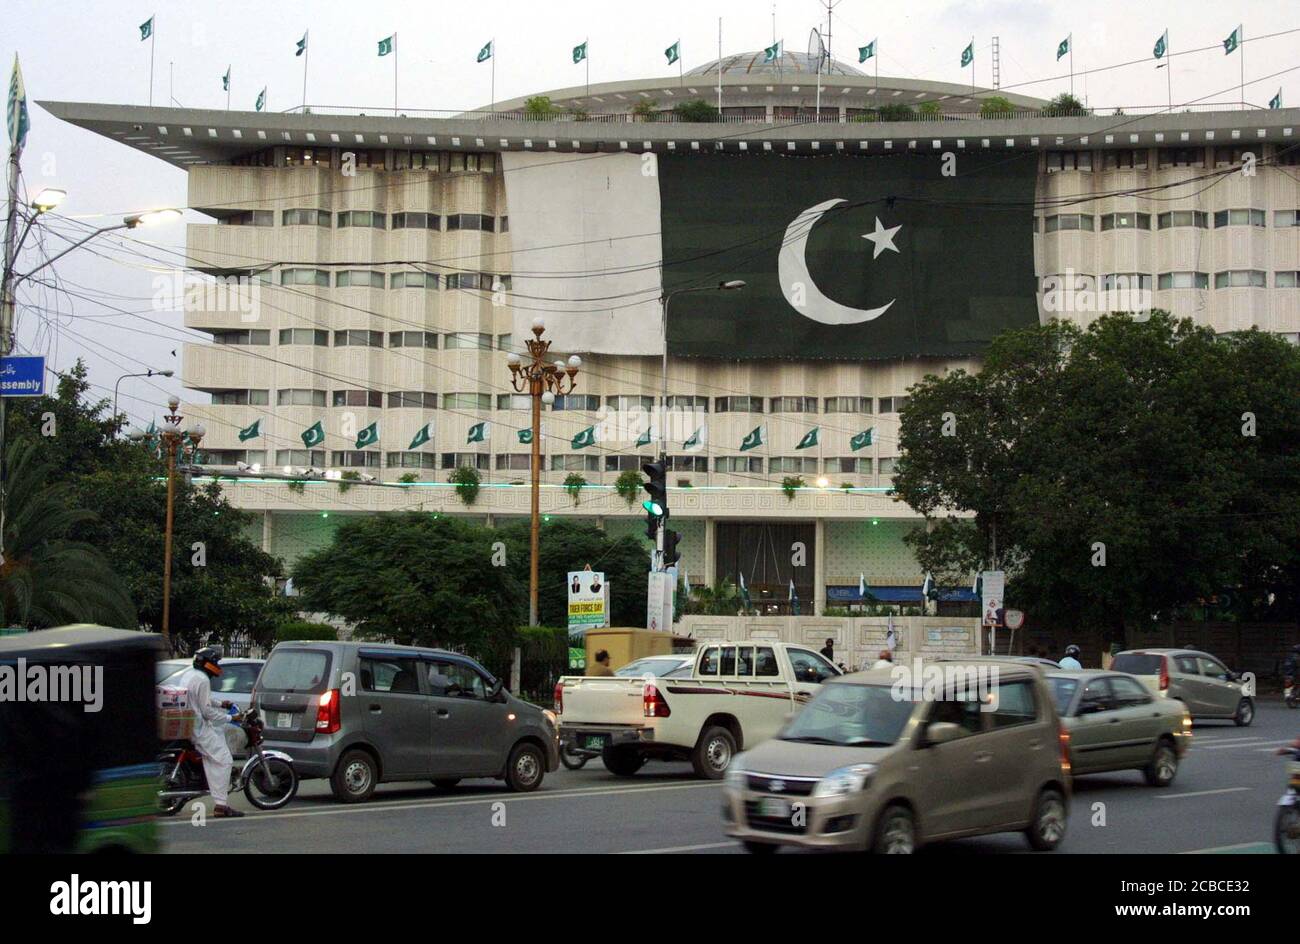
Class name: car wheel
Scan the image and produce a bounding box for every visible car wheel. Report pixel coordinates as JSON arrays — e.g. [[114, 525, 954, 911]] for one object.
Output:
[[431, 778, 461, 790], [505, 742, 545, 792], [741, 840, 779, 855], [692, 725, 737, 780], [1233, 698, 1254, 727], [872, 804, 917, 854], [330, 749, 378, 803], [600, 744, 644, 777], [1024, 788, 1067, 851], [1143, 740, 1178, 787], [1275, 806, 1300, 854]]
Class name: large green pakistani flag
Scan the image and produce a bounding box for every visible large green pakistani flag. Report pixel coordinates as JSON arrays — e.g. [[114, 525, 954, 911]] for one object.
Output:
[[355, 421, 379, 448], [656, 153, 1037, 360], [301, 421, 325, 447]]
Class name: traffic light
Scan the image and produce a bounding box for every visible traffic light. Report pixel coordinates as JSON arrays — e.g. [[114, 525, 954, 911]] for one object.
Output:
[[642, 458, 668, 541], [662, 529, 682, 567]]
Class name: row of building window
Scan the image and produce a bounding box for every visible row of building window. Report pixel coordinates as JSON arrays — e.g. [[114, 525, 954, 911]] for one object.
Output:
[[223, 209, 505, 232], [1045, 146, 1300, 172], [209, 389, 912, 413], [212, 329, 510, 349], [230, 147, 499, 173], [203, 449, 896, 474], [1042, 271, 1300, 291], [1041, 209, 1296, 233], [276, 269, 510, 290]]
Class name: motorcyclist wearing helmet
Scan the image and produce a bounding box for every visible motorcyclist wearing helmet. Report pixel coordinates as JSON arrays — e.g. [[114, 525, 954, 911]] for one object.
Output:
[[178, 646, 244, 818], [1283, 644, 1300, 680], [1060, 645, 1083, 671]]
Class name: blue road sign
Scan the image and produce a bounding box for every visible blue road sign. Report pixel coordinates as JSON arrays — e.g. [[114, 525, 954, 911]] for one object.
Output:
[[0, 355, 45, 397]]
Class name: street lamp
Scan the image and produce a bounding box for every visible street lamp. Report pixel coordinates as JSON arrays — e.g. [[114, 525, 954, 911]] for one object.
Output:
[[659, 280, 744, 459], [132, 397, 204, 652], [113, 368, 175, 425], [506, 317, 581, 630]]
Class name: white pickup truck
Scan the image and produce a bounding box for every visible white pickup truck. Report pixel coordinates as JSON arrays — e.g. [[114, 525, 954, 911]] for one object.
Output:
[[554, 641, 841, 779]]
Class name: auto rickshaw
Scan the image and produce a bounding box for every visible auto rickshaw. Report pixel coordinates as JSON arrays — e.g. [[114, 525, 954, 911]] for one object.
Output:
[[0, 625, 162, 853]]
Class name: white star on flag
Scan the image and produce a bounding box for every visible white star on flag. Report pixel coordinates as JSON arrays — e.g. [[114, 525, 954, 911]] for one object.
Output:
[[862, 216, 902, 259]]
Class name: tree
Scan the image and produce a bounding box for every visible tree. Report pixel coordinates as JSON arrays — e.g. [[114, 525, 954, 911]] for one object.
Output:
[[292, 514, 524, 650], [979, 96, 1015, 118], [1041, 92, 1088, 117], [874, 103, 915, 122], [672, 99, 719, 123], [4, 361, 291, 650], [918, 101, 942, 118], [631, 98, 659, 121], [0, 436, 135, 629], [497, 519, 649, 628], [523, 95, 560, 119], [893, 312, 1300, 645], [686, 578, 740, 616]]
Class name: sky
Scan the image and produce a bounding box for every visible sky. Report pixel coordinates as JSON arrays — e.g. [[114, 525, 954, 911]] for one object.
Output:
[[1, 0, 1293, 431]]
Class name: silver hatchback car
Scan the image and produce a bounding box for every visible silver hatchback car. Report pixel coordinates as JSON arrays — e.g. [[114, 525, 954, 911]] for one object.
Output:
[[1110, 648, 1254, 726]]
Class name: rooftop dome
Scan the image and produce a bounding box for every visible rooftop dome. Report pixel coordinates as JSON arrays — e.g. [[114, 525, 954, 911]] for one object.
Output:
[[685, 50, 866, 78]]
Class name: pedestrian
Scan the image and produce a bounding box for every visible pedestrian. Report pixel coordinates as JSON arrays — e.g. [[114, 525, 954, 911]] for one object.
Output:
[[872, 649, 894, 670], [589, 649, 614, 677], [820, 637, 835, 662], [1059, 644, 1082, 670]]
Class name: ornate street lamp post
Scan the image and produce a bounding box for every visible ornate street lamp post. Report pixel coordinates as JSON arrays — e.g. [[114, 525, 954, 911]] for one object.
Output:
[[507, 317, 581, 628], [132, 395, 204, 652]]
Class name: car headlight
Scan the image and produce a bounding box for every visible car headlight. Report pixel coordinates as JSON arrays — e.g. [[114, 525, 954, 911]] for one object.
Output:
[[812, 764, 878, 798]]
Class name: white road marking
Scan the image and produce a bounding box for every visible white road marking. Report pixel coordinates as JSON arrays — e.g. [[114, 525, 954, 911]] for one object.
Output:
[[1156, 787, 1252, 800], [620, 841, 738, 854], [161, 780, 723, 826], [1179, 841, 1274, 854], [1199, 739, 1290, 750]]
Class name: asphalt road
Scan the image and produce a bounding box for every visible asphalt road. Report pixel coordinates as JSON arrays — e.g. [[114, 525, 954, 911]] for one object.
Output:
[[162, 699, 1297, 854]]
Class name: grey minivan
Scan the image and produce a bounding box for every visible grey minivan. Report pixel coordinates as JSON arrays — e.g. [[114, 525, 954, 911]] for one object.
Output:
[[253, 642, 560, 802], [1110, 648, 1254, 725]]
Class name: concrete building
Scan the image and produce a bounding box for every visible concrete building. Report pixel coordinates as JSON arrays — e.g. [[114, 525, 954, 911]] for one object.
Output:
[[41, 51, 1300, 612]]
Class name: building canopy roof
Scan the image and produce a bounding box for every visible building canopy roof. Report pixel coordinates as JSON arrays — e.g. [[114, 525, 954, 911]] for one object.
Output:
[[685, 50, 866, 78]]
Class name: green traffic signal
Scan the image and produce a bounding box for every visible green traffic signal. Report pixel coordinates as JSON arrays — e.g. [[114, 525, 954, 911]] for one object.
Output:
[[642, 499, 664, 516]]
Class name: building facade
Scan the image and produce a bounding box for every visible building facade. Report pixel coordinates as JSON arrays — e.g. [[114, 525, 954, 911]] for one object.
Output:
[[42, 52, 1300, 612]]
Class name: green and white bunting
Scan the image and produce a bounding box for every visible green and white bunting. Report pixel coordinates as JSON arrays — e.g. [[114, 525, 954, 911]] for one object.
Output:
[[255, 87, 266, 112], [296, 31, 308, 57], [1223, 26, 1240, 55], [477, 40, 493, 63], [378, 35, 394, 57], [139, 16, 154, 41], [409, 420, 434, 450], [466, 421, 490, 444], [300, 420, 324, 448], [850, 428, 874, 451], [1056, 35, 1070, 61], [355, 421, 379, 449], [665, 40, 680, 66], [796, 427, 819, 450], [763, 40, 782, 63], [571, 426, 597, 449], [960, 41, 974, 68], [858, 40, 876, 63], [739, 425, 766, 452], [572, 41, 588, 64], [237, 419, 261, 442], [1153, 30, 1168, 60]]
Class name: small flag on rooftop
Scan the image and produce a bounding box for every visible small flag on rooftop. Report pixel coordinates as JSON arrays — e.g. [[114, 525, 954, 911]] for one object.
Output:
[[477, 40, 493, 63], [665, 40, 680, 65], [296, 31, 308, 57], [139, 16, 154, 41], [1153, 29, 1168, 59], [858, 40, 876, 63], [763, 40, 782, 63], [378, 35, 394, 57], [1223, 25, 1240, 55], [572, 41, 588, 64], [255, 87, 266, 111], [960, 41, 974, 68], [1056, 35, 1070, 61], [221, 65, 230, 91], [1270, 88, 1283, 109]]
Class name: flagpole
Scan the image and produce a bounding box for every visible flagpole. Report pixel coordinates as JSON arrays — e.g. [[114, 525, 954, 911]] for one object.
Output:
[[302, 32, 309, 111], [970, 36, 975, 93], [585, 38, 590, 98], [226, 68, 231, 111], [1069, 33, 1074, 97], [717, 18, 722, 113], [491, 39, 496, 113], [1239, 25, 1245, 109], [1166, 36, 1172, 112], [149, 17, 156, 106], [394, 32, 399, 116]]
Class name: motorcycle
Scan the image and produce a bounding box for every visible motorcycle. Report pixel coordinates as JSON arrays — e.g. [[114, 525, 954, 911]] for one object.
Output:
[[1274, 739, 1300, 854], [158, 707, 299, 814], [1285, 675, 1298, 709], [559, 739, 594, 770]]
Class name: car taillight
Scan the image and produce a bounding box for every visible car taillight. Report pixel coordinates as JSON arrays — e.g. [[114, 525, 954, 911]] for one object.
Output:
[[643, 683, 670, 718], [1057, 722, 1071, 774], [553, 681, 564, 715], [1159, 656, 1170, 691], [316, 688, 341, 734]]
